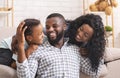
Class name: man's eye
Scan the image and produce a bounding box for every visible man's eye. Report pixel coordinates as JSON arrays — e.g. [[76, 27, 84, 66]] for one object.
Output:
[[53, 25, 57, 28], [46, 26, 50, 29], [53, 24, 59, 28]]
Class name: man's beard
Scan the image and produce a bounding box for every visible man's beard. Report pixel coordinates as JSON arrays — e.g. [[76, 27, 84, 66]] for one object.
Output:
[[47, 31, 64, 46]]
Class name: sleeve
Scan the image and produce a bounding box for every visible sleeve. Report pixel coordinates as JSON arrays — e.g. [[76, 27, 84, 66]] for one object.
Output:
[[17, 54, 39, 78], [0, 40, 9, 48], [0, 37, 12, 49], [80, 56, 104, 78]]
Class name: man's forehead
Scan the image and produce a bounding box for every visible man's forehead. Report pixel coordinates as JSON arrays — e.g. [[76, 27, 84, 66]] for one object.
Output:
[[46, 17, 63, 24]]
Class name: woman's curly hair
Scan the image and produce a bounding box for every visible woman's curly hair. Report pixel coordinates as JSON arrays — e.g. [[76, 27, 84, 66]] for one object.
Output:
[[68, 14, 106, 72]]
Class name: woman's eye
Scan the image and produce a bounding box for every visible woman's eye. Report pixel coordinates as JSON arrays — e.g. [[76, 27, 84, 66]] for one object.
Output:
[[84, 33, 89, 38], [79, 27, 83, 31]]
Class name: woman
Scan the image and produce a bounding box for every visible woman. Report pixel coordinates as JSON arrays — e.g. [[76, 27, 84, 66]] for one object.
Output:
[[67, 14, 106, 77]]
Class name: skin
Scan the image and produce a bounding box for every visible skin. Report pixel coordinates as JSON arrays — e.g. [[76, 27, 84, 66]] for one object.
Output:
[[75, 24, 94, 56], [75, 24, 94, 43], [25, 24, 44, 58], [26, 24, 44, 45], [46, 17, 66, 48]]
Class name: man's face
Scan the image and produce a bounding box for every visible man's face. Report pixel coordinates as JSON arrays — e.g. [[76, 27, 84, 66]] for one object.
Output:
[[46, 17, 66, 44]]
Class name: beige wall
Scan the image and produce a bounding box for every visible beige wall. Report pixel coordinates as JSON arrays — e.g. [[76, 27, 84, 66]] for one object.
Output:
[[0, 0, 120, 47]]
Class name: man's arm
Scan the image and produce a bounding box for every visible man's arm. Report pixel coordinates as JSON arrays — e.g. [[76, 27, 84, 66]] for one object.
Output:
[[80, 56, 104, 78]]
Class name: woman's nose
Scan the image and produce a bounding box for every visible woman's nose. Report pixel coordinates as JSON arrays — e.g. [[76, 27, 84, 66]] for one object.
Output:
[[78, 31, 83, 38]]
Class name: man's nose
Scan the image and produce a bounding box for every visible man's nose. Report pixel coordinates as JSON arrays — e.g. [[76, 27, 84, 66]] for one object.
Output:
[[48, 27, 54, 32]]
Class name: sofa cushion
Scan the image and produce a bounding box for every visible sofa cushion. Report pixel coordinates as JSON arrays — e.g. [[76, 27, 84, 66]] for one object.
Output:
[[80, 64, 108, 78], [0, 64, 17, 78], [104, 48, 120, 63]]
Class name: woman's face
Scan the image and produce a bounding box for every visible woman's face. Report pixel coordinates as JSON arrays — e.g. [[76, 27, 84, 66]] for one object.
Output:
[[75, 24, 94, 43]]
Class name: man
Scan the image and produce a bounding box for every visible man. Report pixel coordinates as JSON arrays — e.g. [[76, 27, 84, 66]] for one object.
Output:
[[17, 13, 80, 78]]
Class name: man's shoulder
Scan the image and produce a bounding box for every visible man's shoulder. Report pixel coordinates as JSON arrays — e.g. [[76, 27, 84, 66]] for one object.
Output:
[[65, 41, 79, 49], [30, 41, 51, 58], [36, 41, 51, 51]]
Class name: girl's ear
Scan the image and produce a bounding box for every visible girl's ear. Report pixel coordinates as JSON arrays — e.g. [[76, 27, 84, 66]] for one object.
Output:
[[26, 35, 32, 43]]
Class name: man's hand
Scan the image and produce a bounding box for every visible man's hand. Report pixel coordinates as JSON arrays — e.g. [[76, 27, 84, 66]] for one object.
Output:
[[80, 48, 88, 57]]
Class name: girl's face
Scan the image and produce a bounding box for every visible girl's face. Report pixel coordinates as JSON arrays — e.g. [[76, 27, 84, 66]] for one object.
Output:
[[27, 24, 44, 45], [75, 24, 94, 43]]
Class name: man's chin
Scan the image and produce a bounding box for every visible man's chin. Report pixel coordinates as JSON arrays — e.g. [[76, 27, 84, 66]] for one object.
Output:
[[49, 38, 56, 41], [49, 39, 56, 42], [48, 39, 58, 44]]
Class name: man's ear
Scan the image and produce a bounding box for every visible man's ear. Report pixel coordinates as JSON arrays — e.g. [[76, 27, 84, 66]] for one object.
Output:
[[63, 24, 67, 31]]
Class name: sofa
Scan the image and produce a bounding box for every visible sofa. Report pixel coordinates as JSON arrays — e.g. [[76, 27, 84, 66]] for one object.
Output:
[[80, 47, 120, 78], [0, 27, 120, 78]]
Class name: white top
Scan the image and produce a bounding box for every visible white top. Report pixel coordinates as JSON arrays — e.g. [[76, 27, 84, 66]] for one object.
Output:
[[0, 37, 28, 60]]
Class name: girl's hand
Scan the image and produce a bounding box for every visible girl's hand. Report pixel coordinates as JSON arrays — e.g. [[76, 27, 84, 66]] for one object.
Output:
[[16, 21, 27, 63], [16, 21, 27, 47]]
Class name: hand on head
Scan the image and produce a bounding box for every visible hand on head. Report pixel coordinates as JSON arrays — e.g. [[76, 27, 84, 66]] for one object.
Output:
[[16, 21, 27, 46], [11, 21, 27, 53]]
